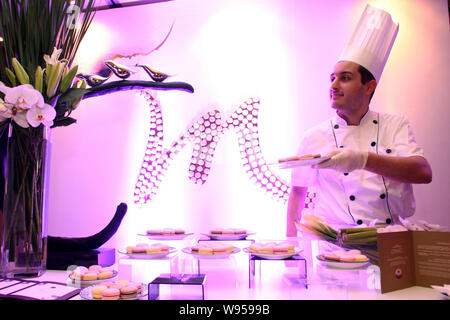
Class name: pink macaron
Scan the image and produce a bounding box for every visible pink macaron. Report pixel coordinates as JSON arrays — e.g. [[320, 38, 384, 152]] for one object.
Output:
[[101, 288, 120, 300], [120, 286, 138, 299]]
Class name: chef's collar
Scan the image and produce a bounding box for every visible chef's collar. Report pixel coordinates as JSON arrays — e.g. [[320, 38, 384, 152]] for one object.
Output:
[[334, 109, 374, 127]]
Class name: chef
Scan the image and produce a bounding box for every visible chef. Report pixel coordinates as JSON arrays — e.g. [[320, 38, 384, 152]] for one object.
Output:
[[284, 5, 432, 236]]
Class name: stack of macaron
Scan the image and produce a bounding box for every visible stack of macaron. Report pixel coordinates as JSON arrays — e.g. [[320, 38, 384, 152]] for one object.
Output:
[[319, 249, 368, 262], [126, 243, 171, 254], [190, 242, 235, 255], [249, 242, 296, 254], [209, 228, 247, 235], [146, 228, 185, 235], [90, 280, 143, 300], [70, 265, 115, 281]]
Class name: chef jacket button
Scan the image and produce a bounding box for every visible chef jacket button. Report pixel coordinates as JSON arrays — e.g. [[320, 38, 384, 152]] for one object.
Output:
[[380, 193, 386, 199], [371, 141, 376, 147], [373, 120, 378, 124], [339, 145, 344, 148], [385, 218, 392, 224], [344, 172, 349, 176], [386, 149, 392, 154], [349, 195, 356, 201], [334, 124, 339, 129], [357, 219, 363, 225]]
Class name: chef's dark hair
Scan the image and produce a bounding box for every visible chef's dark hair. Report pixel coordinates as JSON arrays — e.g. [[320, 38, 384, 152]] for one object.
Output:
[[358, 65, 376, 102]]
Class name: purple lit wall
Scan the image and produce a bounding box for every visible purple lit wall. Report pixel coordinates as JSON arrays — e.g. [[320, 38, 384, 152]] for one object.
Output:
[[47, 0, 449, 249]]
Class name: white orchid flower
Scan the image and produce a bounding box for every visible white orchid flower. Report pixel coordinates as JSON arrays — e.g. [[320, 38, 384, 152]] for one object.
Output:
[[43, 47, 63, 65], [0, 81, 9, 94], [4, 84, 44, 109], [0, 100, 30, 128], [26, 104, 56, 128], [0, 98, 7, 112], [12, 110, 30, 128], [0, 98, 10, 122], [0, 83, 51, 128]]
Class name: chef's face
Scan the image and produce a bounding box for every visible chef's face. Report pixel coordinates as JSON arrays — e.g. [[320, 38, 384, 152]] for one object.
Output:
[[329, 61, 369, 114]]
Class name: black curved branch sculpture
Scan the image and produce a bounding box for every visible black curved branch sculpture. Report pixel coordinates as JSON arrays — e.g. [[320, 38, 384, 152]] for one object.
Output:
[[47, 203, 128, 252], [52, 80, 194, 128], [82, 80, 194, 99]]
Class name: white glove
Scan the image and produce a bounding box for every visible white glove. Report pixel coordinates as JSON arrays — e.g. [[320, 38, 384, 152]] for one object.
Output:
[[312, 149, 368, 173]]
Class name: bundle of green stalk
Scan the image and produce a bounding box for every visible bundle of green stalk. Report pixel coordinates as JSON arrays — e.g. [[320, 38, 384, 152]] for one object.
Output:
[[295, 213, 380, 265], [339, 227, 379, 245], [294, 212, 338, 242]]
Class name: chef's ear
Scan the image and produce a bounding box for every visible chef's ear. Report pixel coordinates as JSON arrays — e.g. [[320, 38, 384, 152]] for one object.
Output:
[[365, 79, 377, 96]]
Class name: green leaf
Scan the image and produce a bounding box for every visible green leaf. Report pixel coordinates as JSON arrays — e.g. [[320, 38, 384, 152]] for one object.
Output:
[[57, 87, 90, 104], [5, 68, 17, 87], [12, 57, 30, 84], [58, 65, 78, 93], [51, 117, 77, 128], [34, 66, 44, 93]]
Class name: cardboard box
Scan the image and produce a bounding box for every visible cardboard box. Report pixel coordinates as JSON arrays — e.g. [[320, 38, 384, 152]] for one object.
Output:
[[377, 231, 450, 293]]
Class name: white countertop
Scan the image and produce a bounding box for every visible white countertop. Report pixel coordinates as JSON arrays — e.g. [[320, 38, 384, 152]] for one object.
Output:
[[5, 238, 446, 300]]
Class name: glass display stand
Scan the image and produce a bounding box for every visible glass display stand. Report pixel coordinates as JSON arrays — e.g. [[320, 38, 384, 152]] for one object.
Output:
[[117, 252, 181, 285], [248, 254, 307, 289], [148, 273, 207, 300], [194, 255, 239, 275], [195, 238, 255, 274]]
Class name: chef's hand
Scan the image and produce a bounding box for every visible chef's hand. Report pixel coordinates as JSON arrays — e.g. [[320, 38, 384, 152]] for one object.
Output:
[[312, 149, 368, 173]]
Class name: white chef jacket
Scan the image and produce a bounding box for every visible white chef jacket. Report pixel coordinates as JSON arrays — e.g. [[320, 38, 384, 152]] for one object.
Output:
[[291, 110, 425, 227]]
